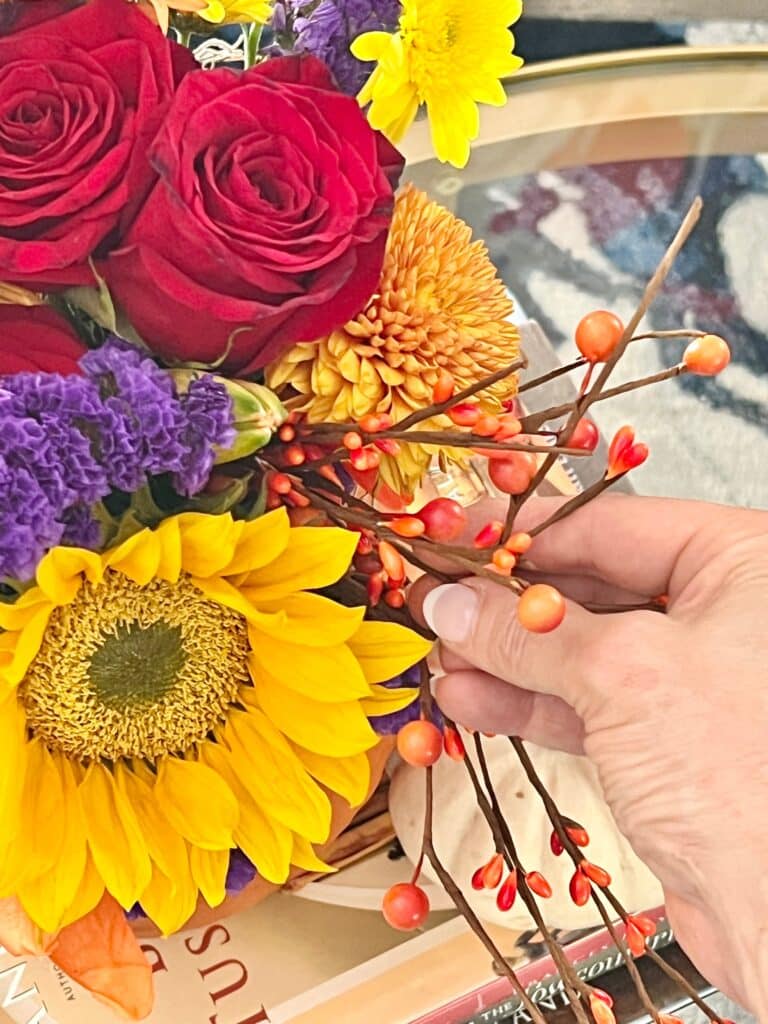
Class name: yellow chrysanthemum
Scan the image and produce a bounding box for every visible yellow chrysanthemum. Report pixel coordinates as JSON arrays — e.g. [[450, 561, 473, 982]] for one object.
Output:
[[0, 510, 427, 939], [267, 185, 520, 498], [352, 0, 524, 168]]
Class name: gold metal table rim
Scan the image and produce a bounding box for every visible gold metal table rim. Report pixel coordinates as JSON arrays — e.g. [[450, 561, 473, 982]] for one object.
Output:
[[402, 44, 768, 190]]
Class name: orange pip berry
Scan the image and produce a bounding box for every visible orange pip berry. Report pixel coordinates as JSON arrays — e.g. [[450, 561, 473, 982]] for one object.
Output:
[[569, 417, 600, 452], [525, 871, 552, 898], [565, 823, 590, 848], [384, 589, 406, 609], [473, 413, 501, 437], [550, 829, 565, 856], [343, 431, 363, 451], [268, 472, 293, 495], [284, 444, 306, 466], [474, 520, 504, 549], [448, 402, 481, 427], [629, 914, 657, 938], [278, 423, 296, 442], [397, 720, 444, 766], [581, 860, 611, 888], [496, 871, 518, 912], [492, 548, 516, 574], [607, 425, 648, 478], [589, 993, 617, 1024], [432, 369, 456, 404], [388, 516, 426, 538], [683, 333, 731, 375], [505, 531, 532, 555], [443, 726, 466, 761], [378, 539, 405, 582], [575, 310, 624, 363], [481, 853, 505, 890], [517, 584, 566, 634], [382, 883, 430, 931], [569, 868, 592, 906], [625, 920, 647, 958]]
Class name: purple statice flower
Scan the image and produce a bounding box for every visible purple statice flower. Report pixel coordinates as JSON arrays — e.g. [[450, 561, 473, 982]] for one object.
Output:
[[226, 849, 259, 893], [175, 376, 235, 497], [0, 456, 64, 580], [368, 662, 441, 736], [276, 0, 401, 95], [0, 337, 235, 581], [61, 504, 103, 550], [81, 340, 188, 492]]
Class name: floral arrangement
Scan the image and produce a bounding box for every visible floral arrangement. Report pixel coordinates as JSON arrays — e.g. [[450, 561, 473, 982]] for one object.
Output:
[[0, 1, 735, 1022]]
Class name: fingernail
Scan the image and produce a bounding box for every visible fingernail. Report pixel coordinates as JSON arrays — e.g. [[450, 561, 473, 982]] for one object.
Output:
[[422, 584, 479, 644]]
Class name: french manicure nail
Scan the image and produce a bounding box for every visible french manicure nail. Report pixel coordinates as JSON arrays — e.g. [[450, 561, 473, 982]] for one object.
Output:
[[422, 584, 479, 644]]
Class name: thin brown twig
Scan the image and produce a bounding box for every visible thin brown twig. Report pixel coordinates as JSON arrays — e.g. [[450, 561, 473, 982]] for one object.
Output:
[[521, 364, 688, 432], [470, 735, 592, 1021], [526, 472, 629, 538], [419, 760, 549, 1024], [509, 738, 724, 1023], [505, 196, 703, 537]]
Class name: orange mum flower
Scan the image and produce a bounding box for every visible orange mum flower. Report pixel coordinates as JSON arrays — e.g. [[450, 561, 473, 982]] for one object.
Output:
[[267, 185, 520, 498]]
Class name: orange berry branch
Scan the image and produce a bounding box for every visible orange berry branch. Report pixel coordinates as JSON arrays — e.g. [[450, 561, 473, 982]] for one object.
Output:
[[241, 197, 734, 1024]]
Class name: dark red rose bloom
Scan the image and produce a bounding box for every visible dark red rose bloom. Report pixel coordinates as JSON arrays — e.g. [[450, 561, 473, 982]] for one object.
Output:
[[0, 0, 194, 290], [105, 55, 405, 374], [0, 305, 87, 374]]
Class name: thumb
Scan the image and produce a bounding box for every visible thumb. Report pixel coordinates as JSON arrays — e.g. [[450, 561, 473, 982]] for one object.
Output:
[[422, 578, 604, 709]]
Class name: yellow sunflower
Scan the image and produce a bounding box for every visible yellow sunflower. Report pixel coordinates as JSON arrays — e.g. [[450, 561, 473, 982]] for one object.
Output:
[[0, 510, 426, 941], [352, 0, 524, 168]]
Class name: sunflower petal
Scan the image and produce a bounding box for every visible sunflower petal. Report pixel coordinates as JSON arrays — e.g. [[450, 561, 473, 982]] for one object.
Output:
[[0, 696, 26, 842], [348, 621, 432, 684], [290, 835, 335, 875], [139, 862, 197, 938], [17, 755, 88, 932], [222, 508, 291, 576], [223, 709, 332, 844], [192, 575, 272, 625], [155, 757, 238, 851], [154, 517, 182, 583], [256, 593, 365, 647], [115, 764, 188, 886], [241, 526, 357, 601], [254, 675, 379, 757], [198, 742, 292, 886], [0, 739, 63, 892], [189, 847, 229, 909], [58, 852, 105, 930], [49, 892, 154, 1022], [290, 744, 371, 808], [0, 589, 51, 631], [1, 605, 53, 687], [360, 684, 419, 718], [248, 635, 370, 703], [80, 763, 152, 909], [107, 529, 161, 586], [177, 513, 243, 577], [36, 547, 103, 604]]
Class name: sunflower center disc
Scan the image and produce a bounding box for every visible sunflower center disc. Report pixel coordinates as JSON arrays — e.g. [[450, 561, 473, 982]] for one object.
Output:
[[20, 571, 250, 762]]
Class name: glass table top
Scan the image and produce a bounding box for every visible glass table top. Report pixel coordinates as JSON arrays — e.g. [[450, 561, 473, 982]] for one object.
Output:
[[405, 49, 768, 509]]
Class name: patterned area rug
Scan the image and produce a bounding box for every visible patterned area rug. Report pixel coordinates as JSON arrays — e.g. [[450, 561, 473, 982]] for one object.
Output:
[[457, 155, 768, 509]]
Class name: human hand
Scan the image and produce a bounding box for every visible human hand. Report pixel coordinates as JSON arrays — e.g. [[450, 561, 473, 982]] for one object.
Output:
[[410, 494, 768, 1017]]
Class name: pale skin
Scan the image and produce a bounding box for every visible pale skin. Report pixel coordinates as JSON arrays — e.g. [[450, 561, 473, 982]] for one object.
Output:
[[411, 494, 768, 1020]]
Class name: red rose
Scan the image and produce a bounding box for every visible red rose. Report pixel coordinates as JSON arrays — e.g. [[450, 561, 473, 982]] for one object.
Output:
[[0, 0, 193, 290], [0, 305, 87, 375], [105, 55, 404, 374]]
